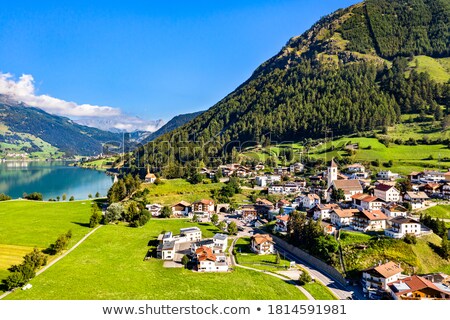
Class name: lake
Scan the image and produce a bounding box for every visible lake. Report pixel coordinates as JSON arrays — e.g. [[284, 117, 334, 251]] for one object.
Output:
[[0, 161, 113, 200]]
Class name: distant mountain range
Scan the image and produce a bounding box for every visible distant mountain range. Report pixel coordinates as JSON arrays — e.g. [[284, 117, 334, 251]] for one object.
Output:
[[139, 110, 204, 144], [74, 117, 164, 133], [0, 94, 202, 157]]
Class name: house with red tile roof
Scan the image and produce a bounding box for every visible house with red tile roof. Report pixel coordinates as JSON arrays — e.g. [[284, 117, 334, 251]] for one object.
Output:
[[351, 210, 387, 232], [195, 246, 228, 272], [330, 208, 359, 227], [351, 193, 385, 211], [275, 215, 289, 233], [374, 183, 400, 202], [388, 275, 450, 300], [192, 199, 215, 214], [362, 261, 403, 298], [251, 234, 274, 255]]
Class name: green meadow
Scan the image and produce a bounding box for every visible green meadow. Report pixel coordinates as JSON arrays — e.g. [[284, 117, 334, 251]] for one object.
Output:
[[0, 200, 93, 291], [142, 179, 225, 206], [309, 137, 448, 175], [421, 205, 450, 220], [6, 219, 306, 300], [234, 237, 291, 271]]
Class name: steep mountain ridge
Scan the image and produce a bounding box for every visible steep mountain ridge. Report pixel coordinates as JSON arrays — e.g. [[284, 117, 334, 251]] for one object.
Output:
[[0, 96, 123, 157], [133, 0, 449, 172]]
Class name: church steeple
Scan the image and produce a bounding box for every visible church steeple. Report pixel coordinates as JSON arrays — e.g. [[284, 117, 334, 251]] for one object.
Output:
[[327, 158, 338, 188]]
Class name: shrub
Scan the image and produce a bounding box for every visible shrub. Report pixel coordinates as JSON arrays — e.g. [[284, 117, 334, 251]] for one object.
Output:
[[24, 192, 43, 201], [403, 233, 417, 244], [0, 193, 12, 201], [298, 270, 312, 285]]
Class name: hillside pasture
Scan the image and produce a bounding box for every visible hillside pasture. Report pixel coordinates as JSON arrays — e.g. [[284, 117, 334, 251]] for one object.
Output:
[[6, 220, 307, 300]]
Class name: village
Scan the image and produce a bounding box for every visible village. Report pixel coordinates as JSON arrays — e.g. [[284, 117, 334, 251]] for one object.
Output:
[[142, 159, 450, 300]]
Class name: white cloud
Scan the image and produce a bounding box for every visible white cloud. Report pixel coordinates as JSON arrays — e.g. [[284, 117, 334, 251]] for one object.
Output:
[[0, 72, 163, 132]]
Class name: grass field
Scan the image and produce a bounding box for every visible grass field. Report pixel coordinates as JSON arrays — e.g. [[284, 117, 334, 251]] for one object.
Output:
[[309, 137, 448, 174], [421, 205, 450, 220], [340, 231, 450, 276], [408, 56, 450, 83], [0, 200, 93, 248], [302, 282, 337, 300], [234, 237, 291, 271], [142, 179, 225, 206], [0, 200, 94, 291], [5, 219, 306, 300], [0, 244, 36, 284], [80, 157, 118, 171]]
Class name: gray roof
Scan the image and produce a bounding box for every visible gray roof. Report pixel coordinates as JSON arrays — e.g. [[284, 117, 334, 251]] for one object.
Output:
[[391, 216, 420, 224], [196, 239, 214, 246], [163, 232, 173, 239], [157, 240, 176, 251], [213, 233, 228, 241], [180, 227, 201, 234]]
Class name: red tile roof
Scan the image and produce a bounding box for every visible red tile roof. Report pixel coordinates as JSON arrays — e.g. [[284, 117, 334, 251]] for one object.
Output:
[[365, 261, 403, 278], [276, 215, 290, 222], [251, 234, 273, 245], [375, 183, 395, 192], [196, 246, 217, 262], [389, 275, 449, 297]]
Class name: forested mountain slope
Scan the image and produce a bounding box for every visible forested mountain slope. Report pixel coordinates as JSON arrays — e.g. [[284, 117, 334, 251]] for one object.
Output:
[[132, 0, 450, 174]]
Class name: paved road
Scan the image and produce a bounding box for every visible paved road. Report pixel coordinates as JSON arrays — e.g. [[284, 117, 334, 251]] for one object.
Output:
[[274, 244, 364, 300], [229, 237, 314, 300]]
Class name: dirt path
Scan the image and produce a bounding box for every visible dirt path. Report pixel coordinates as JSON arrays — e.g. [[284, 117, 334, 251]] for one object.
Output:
[[0, 225, 102, 300]]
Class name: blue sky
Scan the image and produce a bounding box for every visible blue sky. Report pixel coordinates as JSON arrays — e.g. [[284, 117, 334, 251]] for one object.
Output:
[[0, 0, 357, 128]]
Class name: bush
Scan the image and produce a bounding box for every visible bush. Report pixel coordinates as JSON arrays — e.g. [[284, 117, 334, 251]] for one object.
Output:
[[47, 231, 72, 255], [403, 233, 417, 244], [24, 192, 43, 201], [0, 193, 12, 201], [1, 248, 48, 291], [298, 270, 312, 285], [89, 204, 102, 228]]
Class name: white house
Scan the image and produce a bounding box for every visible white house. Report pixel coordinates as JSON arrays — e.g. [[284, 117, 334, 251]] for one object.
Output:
[[312, 203, 340, 220], [180, 227, 202, 242], [171, 201, 191, 216], [330, 208, 359, 227], [284, 183, 300, 194], [442, 183, 450, 200], [275, 215, 289, 233], [351, 210, 387, 232], [289, 162, 304, 173], [421, 170, 447, 182], [144, 168, 157, 183], [385, 217, 422, 239], [157, 240, 176, 260], [362, 261, 403, 297], [251, 234, 274, 255], [146, 203, 162, 217], [192, 199, 215, 214], [268, 185, 284, 194], [351, 194, 385, 211], [377, 170, 400, 181], [382, 203, 409, 218], [213, 233, 228, 252], [346, 163, 366, 173], [301, 193, 321, 209], [403, 191, 429, 209], [196, 246, 228, 272], [255, 176, 268, 187], [374, 183, 400, 202]]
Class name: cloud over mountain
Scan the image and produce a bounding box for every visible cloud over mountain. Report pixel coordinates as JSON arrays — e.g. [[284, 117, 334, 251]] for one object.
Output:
[[0, 72, 162, 132]]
